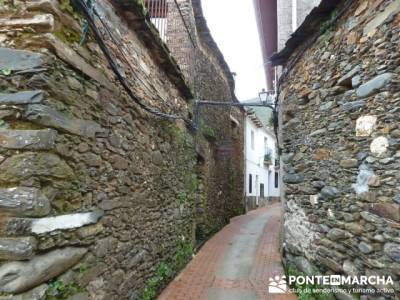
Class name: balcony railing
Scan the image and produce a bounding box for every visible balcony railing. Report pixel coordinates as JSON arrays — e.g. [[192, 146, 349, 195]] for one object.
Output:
[[144, 0, 168, 41], [144, 0, 197, 87]]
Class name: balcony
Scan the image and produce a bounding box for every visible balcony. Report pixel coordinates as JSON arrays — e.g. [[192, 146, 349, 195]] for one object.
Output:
[[263, 153, 272, 166]]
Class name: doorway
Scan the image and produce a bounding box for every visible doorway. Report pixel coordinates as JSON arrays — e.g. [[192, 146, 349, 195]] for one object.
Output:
[[255, 175, 259, 206]]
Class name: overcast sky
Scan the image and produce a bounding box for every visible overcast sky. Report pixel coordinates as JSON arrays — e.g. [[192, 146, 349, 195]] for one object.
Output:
[[201, 0, 266, 101]]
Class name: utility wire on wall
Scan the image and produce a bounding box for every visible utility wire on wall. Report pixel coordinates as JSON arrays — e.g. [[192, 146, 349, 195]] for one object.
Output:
[[75, 0, 196, 130], [76, 0, 279, 146]]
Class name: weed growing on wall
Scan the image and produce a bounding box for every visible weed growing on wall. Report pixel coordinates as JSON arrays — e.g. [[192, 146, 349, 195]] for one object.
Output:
[[140, 238, 194, 300], [46, 280, 83, 299]]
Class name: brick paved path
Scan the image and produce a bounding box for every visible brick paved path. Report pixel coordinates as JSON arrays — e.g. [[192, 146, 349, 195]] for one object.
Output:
[[158, 202, 298, 300]]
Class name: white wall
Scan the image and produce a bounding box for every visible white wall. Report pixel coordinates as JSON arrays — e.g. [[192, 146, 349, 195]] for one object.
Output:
[[245, 117, 280, 199], [277, 0, 321, 51]]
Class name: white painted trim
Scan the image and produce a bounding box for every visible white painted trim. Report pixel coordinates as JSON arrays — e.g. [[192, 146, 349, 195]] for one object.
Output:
[[31, 212, 103, 234]]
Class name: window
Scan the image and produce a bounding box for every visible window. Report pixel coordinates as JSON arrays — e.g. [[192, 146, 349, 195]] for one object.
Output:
[[249, 174, 252, 193], [231, 120, 239, 137], [260, 184, 264, 197], [251, 130, 255, 150], [144, 0, 168, 41], [275, 172, 279, 188]]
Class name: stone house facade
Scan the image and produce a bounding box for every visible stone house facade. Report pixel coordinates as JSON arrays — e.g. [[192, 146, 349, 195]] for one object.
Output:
[[0, 0, 244, 299], [271, 0, 400, 298]]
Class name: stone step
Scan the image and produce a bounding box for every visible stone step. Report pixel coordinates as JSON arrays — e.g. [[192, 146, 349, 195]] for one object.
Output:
[[0, 152, 74, 183], [0, 90, 43, 105], [0, 283, 48, 300], [0, 237, 37, 260], [24, 104, 103, 138], [0, 247, 87, 294], [26, 0, 82, 33], [1, 211, 104, 235], [0, 48, 49, 73], [0, 187, 51, 217], [0, 129, 57, 150], [25, 34, 114, 90], [0, 14, 54, 33]]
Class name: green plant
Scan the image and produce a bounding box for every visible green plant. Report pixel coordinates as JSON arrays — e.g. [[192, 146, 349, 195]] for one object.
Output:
[[11, 0, 22, 14], [178, 191, 187, 204], [185, 174, 198, 194], [140, 239, 193, 300], [268, 115, 274, 128], [0, 68, 11, 76], [0, 292, 11, 297], [233, 206, 245, 216], [157, 262, 174, 279], [174, 239, 193, 269], [78, 263, 88, 274], [202, 125, 216, 140], [59, 0, 74, 14], [199, 120, 216, 141], [319, 9, 338, 32], [264, 153, 272, 162], [46, 280, 82, 299]]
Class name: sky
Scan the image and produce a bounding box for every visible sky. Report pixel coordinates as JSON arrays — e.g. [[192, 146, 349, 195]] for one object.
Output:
[[201, 0, 266, 101]]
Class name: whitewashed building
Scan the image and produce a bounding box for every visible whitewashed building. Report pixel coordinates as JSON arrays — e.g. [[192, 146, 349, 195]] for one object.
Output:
[[244, 99, 280, 211]]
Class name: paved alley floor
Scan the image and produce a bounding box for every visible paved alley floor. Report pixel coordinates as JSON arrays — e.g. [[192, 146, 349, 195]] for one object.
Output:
[[158, 202, 298, 300]]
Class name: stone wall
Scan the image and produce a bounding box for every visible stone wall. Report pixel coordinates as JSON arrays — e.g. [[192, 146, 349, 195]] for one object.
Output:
[[279, 0, 400, 298], [166, 0, 245, 239], [0, 0, 244, 299]]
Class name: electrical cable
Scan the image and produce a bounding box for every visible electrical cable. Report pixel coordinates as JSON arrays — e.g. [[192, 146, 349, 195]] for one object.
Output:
[[75, 0, 196, 130]]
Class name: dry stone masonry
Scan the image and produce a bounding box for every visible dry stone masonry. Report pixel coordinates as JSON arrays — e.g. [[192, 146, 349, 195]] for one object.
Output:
[[0, 0, 244, 299], [277, 0, 400, 299]]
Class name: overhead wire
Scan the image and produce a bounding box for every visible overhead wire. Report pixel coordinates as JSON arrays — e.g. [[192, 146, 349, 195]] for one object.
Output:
[[75, 0, 196, 129]]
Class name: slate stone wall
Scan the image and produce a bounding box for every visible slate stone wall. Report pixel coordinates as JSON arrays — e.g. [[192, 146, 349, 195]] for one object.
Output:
[[280, 0, 400, 298], [166, 0, 245, 238], [0, 0, 244, 299]]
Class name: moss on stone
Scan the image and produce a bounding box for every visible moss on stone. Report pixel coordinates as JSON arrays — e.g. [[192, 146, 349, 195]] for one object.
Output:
[[140, 239, 193, 300], [59, 0, 75, 15], [54, 26, 81, 45], [10, 121, 44, 130], [46, 279, 83, 299]]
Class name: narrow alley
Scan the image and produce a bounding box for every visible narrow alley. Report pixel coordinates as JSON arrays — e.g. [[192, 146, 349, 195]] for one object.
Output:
[[158, 203, 297, 300], [0, 0, 399, 299]]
